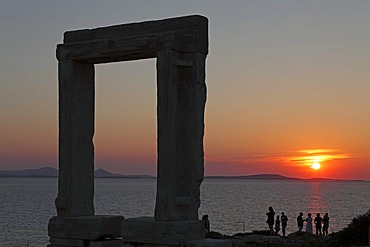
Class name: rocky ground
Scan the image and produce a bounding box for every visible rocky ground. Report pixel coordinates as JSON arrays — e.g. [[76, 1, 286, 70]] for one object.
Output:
[[232, 232, 331, 247], [206, 231, 365, 247]]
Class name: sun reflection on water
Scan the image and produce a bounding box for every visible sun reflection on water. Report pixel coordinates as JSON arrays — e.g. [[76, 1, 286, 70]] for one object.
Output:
[[309, 182, 326, 215]]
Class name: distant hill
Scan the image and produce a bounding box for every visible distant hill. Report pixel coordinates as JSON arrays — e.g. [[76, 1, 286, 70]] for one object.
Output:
[[94, 168, 153, 178], [206, 174, 299, 180], [0, 167, 154, 178], [94, 168, 120, 177], [0, 167, 59, 177], [0, 167, 367, 182], [205, 174, 368, 182]]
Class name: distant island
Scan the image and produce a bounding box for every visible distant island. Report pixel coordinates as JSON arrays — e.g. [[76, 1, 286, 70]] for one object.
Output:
[[0, 167, 154, 179], [0, 167, 367, 182], [206, 174, 368, 182]]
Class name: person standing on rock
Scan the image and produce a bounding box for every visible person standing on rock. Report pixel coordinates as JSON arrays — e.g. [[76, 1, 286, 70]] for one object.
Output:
[[202, 214, 210, 232], [297, 212, 304, 232], [281, 212, 288, 237], [322, 213, 330, 236], [266, 206, 275, 235], [275, 215, 281, 235], [305, 213, 313, 234], [314, 213, 323, 235]]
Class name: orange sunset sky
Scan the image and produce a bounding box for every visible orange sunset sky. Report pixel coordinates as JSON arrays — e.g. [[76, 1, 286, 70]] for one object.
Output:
[[1, 1, 370, 180]]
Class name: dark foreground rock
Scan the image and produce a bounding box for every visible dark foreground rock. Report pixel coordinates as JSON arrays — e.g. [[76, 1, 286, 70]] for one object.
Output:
[[232, 232, 330, 247], [206, 231, 345, 247]]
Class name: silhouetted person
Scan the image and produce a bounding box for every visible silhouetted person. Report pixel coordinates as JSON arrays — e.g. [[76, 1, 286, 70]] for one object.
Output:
[[322, 213, 329, 236], [297, 212, 304, 232], [202, 214, 210, 232], [281, 212, 288, 237], [275, 215, 281, 235], [314, 213, 323, 235], [266, 206, 275, 235], [305, 213, 313, 234]]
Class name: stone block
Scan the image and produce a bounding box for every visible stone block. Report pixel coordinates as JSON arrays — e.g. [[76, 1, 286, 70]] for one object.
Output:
[[57, 60, 95, 217], [90, 239, 123, 247], [142, 245, 179, 247], [49, 237, 87, 246], [155, 49, 206, 221], [186, 239, 232, 247], [58, 15, 208, 63], [122, 217, 204, 246], [49, 215, 124, 240]]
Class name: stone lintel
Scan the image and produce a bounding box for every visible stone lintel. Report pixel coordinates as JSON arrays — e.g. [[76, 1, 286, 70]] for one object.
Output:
[[63, 15, 207, 46], [57, 34, 161, 63], [121, 217, 205, 246], [48, 215, 124, 240], [57, 33, 205, 63], [56, 15, 208, 63]]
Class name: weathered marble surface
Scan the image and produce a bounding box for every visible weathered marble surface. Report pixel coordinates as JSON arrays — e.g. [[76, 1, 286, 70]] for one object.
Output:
[[186, 239, 232, 247], [55, 15, 208, 220], [48, 215, 124, 240], [155, 49, 206, 221], [53, 14, 208, 246], [121, 217, 204, 246], [48, 238, 123, 247], [56, 61, 95, 217], [49, 237, 87, 247], [89, 239, 124, 247], [57, 15, 208, 63]]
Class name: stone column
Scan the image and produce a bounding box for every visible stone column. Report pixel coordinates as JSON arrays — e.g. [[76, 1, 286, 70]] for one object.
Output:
[[155, 48, 206, 221], [56, 60, 95, 216]]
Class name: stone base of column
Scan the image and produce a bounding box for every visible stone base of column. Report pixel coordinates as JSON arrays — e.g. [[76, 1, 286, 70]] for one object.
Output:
[[121, 217, 205, 246], [89, 239, 124, 247], [48, 239, 124, 247], [187, 239, 232, 247], [48, 215, 124, 241], [48, 237, 87, 247]]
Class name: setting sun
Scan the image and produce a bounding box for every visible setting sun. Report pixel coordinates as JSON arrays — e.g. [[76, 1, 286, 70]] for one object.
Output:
[[311, 162, 321, 170], [288, 149, 351, 174]]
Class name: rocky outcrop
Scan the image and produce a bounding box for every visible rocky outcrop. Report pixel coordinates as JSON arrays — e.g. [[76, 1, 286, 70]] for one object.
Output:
[[208, 232, 333, 247]]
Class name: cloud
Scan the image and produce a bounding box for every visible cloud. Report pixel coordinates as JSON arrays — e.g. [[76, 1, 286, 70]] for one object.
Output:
[[206, 148, 351, 168], [297, 149, 339, 154], [205, 152, 288, 166], [289, 149, 351, 166]]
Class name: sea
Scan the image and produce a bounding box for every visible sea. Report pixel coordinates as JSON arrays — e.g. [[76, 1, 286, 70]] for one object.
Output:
[[0, 178, 369, 246]]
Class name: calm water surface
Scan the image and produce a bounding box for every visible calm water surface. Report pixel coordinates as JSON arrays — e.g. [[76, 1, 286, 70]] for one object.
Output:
[[0, 178, 369, 246]]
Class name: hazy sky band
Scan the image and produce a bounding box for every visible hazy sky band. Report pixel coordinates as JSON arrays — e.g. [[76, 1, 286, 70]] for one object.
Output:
[[1, 1, 370, 180]]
